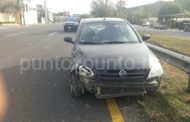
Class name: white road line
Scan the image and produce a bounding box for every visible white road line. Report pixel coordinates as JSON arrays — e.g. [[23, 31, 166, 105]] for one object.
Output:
[[48, 32, 57, 36], [6, 32, 26, 37]]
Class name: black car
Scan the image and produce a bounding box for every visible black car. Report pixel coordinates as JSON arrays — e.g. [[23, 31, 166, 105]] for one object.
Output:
[[152, 24, 168, 30], [64, 18, 163, 98], [184, 23, 190, 32], [64, 17, 79, 32]]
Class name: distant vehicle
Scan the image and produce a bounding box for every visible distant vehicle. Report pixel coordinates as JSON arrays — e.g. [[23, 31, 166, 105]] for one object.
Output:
[[63, 16, 80, 32], [152, 24, 168, 30], [142, 21, 150, 27], [64, 18, 163, 98], [176, 19, 190, 30], [176, 21, 184, 30], [184, 23, 190, 32]]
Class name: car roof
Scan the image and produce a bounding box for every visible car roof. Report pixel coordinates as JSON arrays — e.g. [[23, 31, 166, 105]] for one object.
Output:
[[80, 18, 126, 24]]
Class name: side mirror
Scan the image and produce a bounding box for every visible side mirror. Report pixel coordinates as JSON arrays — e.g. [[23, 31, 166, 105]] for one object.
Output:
[[142, 34, 151, 41], [64, 37, 74, 44]]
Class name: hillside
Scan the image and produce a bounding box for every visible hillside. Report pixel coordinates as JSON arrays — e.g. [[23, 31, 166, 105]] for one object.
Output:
[[127, 1, 167, 17]]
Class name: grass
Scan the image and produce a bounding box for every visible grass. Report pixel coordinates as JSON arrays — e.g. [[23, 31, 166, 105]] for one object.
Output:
[[140, 32, 190, 56], [136, 31, 190, 121], [138, 61, 190, 122]]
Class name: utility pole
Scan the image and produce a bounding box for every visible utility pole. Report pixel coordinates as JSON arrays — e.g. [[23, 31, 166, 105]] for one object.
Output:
[[44, 0, 48, 24], [22, 0, 25, 26], [18, 0, 25, 26]]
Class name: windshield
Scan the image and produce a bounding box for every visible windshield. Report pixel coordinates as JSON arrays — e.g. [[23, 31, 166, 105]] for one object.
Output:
[[66, 17, 77, 22], [79, 22, 140, 44]]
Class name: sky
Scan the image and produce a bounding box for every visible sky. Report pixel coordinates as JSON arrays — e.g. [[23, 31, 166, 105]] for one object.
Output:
[[33, 0, 173, 14]]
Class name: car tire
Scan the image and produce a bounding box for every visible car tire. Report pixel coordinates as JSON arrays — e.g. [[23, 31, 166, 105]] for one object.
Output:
[[70, 84, 82, 98], [147, 81, 160, 94], [148, 89, 159, 94], [70, 75, 83, 98]]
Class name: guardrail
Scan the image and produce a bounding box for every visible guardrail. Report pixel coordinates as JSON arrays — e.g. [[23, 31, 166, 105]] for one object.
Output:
[[146, 43, 190, 91]]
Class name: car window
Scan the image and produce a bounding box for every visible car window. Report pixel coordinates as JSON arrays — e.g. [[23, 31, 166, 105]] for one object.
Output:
[[66, 17, 77, 22], [79, 22, 140, 44]]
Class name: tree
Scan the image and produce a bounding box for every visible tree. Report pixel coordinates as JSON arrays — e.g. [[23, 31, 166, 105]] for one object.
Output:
[[80, 14, 92, 19], [0, 0, 24, 24], [127, 1, 166, 24], [90, 0, 115, 17], [158, 2, 181, 23], [159, 2, 181, 16], [0, 0, 23, 13], [115, 0, 127, 18], [90, 0, 128, 18]]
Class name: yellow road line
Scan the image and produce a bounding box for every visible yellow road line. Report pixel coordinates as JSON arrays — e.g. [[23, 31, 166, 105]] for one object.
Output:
[[106, 98, 124, 122]]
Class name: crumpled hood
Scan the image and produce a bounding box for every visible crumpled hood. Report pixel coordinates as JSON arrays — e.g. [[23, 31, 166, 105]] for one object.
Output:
[[74, 43, 153, 71]]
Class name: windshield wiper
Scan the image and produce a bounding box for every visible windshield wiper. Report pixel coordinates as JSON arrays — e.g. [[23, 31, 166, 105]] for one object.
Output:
[[79, 42, 102, 44], [80, 41, 136, 44], [101, 40, 134, 44]]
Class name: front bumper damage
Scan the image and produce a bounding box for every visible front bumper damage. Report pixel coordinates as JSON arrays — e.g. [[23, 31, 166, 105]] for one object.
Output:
[[81, 77, 160, 98]]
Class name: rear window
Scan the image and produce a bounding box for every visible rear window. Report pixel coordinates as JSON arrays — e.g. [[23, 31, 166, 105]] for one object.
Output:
[[66, 17, 77, 22]]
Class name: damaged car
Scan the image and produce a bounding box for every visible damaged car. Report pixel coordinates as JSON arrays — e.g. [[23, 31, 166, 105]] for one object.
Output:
[[64, 18, 163, 98]]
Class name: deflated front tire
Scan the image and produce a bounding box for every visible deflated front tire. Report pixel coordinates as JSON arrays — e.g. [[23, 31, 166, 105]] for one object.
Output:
[[70, 74, 84, 98], [147, 77, 161, 94]]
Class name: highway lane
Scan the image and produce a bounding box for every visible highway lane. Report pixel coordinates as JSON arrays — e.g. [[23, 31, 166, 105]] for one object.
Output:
[[0, 23, 148, 122], [134, 25, 190, 38], [0, 23, 112, 122]]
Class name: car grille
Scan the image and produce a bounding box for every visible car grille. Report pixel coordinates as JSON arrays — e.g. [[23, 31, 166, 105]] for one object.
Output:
[[96, 69, 150, 81]]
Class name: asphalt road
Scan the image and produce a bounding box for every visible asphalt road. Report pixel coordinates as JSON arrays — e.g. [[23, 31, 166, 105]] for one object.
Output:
[[0, 23, 149, 122], [134, 25, 190, 38]]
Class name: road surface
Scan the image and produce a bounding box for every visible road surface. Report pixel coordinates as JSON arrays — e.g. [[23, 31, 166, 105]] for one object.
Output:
[[0, 23, 149, 122]]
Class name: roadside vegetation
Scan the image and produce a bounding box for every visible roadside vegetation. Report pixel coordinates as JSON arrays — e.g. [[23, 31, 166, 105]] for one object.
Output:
[[138, 61, 190, 122], [127, 0, 190, 25], [138, 31, 190, 56], [90, 0, 127, 18], [148, 33, 190, 56], [0, 0, 23, 24], [136, 31, 190, 121]]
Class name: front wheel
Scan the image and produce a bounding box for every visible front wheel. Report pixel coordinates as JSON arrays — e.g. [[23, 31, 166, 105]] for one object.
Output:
[[147, 80, 160, 94], [70, 75, 84, 98]]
